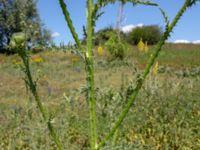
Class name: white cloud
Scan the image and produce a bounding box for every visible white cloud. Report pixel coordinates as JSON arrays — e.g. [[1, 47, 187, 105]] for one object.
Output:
[[173, 39, 200, 44], [173, 40, 191, 44], [121, 23, 144, 33], [51, 32, 60, 38], [192, 40, 200, 44]]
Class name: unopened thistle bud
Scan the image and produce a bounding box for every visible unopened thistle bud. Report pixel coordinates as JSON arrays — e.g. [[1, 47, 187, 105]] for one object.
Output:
[[9, 32, 26, 50]]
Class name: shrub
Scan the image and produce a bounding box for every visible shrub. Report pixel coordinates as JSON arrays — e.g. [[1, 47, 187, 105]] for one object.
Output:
[[94, 27, 126, 46], [105, 32, 128, 60], [127, 25, 163, 45]]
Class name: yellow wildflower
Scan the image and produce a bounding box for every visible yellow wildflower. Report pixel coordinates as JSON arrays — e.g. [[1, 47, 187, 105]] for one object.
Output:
[[137, 38, 145, 51], [97, 46, 104, 56], [153, 61, 159, 75], [32, 56, 44, 63]]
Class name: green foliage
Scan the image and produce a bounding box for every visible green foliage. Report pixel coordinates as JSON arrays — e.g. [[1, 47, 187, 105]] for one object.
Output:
[[127, 25, 163, 45], [105, 32, 128, 60], [93, 27, 125, 46], [0, 0, 52, 53]]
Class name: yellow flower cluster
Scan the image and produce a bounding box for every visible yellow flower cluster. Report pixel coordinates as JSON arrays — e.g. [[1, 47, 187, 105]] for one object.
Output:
[[97, 46, 104, 56], [137, 38, 149, 53], [153, 61, 159, 75], [31, 56, 44, 63]]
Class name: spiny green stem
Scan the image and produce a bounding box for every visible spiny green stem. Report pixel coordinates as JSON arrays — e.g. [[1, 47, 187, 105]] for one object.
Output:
[[58, 0, 98, 148], [20, 54, 64, 150], [97, 0, 191, 148], [58, 0, 83, 53], [94, 0, 158, 13], [21, 55, 47, 120], [86, 0, 98, 149]]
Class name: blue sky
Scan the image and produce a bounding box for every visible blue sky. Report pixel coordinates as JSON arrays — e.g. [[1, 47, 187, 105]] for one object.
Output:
[[37, 0, 200, 44]]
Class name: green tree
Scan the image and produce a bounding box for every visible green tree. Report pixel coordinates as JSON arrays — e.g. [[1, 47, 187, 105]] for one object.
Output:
[[127, 25, 163, 45], [93, 27, 126, 45], [105, 30, 128, 60], [0, 0, 51, 53]]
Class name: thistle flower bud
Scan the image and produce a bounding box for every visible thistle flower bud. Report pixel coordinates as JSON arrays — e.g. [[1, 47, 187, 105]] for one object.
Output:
[[12, 33, 26, 45], [9, 32, 26, 50]]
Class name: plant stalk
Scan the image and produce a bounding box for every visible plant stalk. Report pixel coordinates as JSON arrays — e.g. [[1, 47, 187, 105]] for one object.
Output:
[[86, 0, 98, 149], [20, 54, 64, 150]]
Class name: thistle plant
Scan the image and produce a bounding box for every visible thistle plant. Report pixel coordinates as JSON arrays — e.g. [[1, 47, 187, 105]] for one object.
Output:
[[7, 0, 199, 150], [58, 0, 199, 149], [9, 33, 64, 150]]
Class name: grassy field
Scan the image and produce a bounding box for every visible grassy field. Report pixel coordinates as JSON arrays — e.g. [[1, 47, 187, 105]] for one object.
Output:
[[0, 44, 200, 149]]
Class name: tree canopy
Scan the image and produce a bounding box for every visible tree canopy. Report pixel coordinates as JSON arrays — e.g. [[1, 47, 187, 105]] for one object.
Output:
[[127, 25, 163, 45], [0, 0, 51, 52]]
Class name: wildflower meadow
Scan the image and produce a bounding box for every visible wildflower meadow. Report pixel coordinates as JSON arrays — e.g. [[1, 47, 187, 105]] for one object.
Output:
[[0, 0, 200, 150]]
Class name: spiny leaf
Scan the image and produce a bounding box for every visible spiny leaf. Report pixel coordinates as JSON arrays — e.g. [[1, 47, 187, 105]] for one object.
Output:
[[187, 0, 200, 7], [58, 0, 83, 53], [127, 0, 158, 6], [159, 7, 170, 31], [159, 7, 169, 25]]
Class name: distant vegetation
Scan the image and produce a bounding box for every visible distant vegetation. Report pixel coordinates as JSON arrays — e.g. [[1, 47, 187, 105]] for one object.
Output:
[[92, 25, 162, 46], [93, 27, 126, 46], [126, 25, 163, 45], [91, 25, 162, 60], [0, 0, 51, 53]]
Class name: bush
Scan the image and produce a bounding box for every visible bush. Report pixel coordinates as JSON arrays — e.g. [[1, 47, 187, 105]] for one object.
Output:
[[94, 27, 126, 46], [127, 25, 163, 45], [105, 32, 128, 60]]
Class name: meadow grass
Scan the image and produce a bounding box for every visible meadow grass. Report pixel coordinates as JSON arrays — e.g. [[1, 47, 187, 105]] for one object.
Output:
[[0, 45, 200, 149]]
